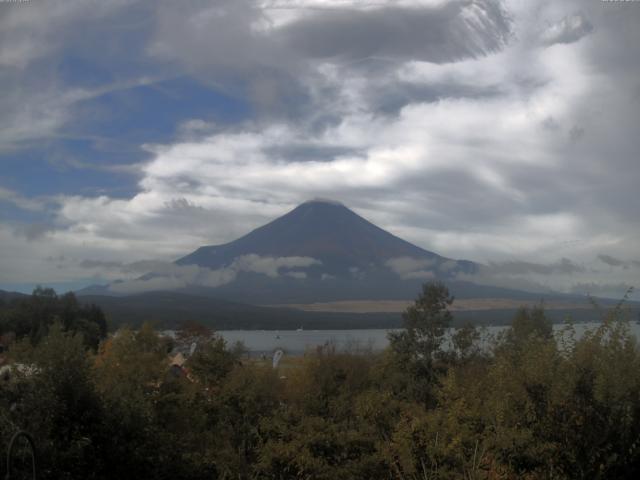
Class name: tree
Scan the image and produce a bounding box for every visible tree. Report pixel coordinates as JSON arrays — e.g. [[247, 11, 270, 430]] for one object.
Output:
[[186, 334, 243, 387], [3, 323, 105, 479], [0, 288, 107, 349], [451, 322, 481, 362], [387, 281, 454, 405], [509, 305, 552, 343]]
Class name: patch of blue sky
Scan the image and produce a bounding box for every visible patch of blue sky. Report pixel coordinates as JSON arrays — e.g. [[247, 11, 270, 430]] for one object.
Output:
[[0, 150, 139, 201], [0, 202, 51, 225], [1, 76, 250, 200], [73, 76, 250, 143], [57, 54, 122, 90]]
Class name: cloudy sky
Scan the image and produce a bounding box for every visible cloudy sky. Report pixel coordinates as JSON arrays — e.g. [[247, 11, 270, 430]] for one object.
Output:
[[0, 0, 639, 299]]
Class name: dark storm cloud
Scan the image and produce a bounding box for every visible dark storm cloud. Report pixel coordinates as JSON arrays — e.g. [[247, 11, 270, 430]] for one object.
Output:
[[153, 0, 512, 72], [281, 1, 511, 63], [151, 0, 272, 72], [148, 0, 322, 120], [148, 0, 512, 119]]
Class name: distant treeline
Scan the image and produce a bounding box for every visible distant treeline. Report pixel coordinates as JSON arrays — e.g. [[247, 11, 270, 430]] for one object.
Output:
[[0, 287, 107, 348], [1, 283, 640, 478]]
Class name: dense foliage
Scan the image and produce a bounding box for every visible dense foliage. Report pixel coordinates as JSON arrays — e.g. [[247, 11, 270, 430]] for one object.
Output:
[[0, 287, 107, 349], [1, 284, 640, 479]]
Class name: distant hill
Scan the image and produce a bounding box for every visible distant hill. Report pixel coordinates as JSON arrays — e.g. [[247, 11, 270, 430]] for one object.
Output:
[[0, 289, 28, 304]]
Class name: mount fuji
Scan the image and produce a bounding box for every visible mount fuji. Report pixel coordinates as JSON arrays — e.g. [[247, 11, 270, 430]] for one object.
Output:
[[76, 200, 617, 328]]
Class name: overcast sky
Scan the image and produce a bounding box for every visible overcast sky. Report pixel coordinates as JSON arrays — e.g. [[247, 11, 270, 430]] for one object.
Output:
[[0, 0, 639, 299]]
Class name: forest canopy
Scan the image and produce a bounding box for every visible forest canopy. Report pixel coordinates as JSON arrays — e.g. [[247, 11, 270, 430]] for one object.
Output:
[[1, 283, 639, 479]]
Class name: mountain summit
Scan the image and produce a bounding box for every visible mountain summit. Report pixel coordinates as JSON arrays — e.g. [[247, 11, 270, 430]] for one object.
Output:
[[176, 200, 475, 280]]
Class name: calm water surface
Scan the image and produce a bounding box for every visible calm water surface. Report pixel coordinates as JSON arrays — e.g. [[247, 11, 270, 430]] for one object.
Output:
[[216, 322, 640, 355]]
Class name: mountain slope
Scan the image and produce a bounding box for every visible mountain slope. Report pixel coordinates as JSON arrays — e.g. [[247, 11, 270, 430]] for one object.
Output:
[[177, 200, 476, 278]]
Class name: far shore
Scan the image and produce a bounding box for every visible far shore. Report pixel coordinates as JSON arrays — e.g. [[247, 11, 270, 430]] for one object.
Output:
[[265, 298, 593, 314]]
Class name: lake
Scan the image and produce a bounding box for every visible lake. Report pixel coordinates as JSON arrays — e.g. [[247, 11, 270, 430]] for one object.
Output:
[[216, 321, 640, 355]]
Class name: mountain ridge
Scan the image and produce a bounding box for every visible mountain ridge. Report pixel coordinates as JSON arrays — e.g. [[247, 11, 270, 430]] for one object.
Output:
[[176, 200, 476, 279]]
